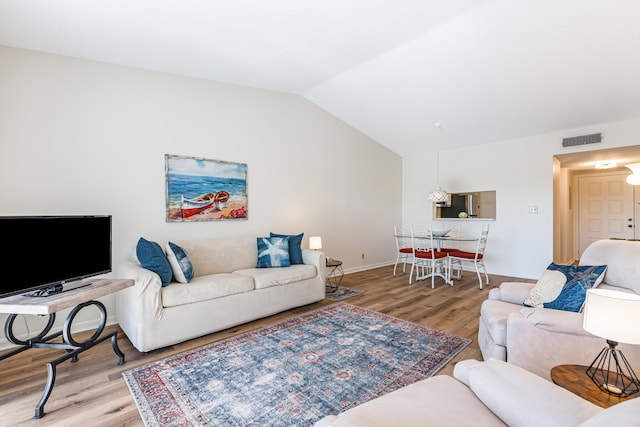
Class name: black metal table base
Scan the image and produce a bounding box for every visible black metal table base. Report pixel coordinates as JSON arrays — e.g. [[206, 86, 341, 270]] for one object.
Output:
[[326, 261, 344, 292], [0, 300, 126, 419]]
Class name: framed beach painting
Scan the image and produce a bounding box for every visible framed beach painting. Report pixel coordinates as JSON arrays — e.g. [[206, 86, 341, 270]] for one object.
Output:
[[165, 154, 248, 222]]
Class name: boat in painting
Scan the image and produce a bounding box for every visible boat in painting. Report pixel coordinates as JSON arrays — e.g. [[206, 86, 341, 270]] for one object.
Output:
[[180, 192, 214, 218], [214, 190, 230, 210]]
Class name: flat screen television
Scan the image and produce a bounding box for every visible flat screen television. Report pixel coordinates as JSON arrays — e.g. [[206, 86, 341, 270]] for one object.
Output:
[[0, 215, 112, 298]]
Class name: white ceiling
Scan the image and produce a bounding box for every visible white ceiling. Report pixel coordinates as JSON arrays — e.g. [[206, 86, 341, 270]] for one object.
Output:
[[1, 0, 640, 159]]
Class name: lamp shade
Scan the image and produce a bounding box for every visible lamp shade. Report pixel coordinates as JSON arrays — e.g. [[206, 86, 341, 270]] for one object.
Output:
[[309, 236, 322, 250], [625, 162, 640, 185], [583, 289, 640, 345], [428, 122, 448, 203], [428, 187, 448, 203]]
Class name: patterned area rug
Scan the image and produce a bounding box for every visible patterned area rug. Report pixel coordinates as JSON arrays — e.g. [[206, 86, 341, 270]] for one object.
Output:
[[123, 303, 471, 427], [325, 287, 363, 301]]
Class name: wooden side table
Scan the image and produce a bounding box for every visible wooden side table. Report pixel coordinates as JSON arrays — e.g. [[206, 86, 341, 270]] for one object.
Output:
[[0, 278, 134, 418], [550, 364, 637, 408]]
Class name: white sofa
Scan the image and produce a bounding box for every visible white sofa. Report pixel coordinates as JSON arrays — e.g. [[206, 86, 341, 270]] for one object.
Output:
[[313, 358, 640, 427], [479, 239, 640, 379], [116, 236, 326, 352]]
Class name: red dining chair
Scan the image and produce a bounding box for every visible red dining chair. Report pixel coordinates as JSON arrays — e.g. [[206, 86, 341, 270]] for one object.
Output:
[[409, 227, 450, 288], [448, 224, 490, 289], [393, 224, 413, 275]]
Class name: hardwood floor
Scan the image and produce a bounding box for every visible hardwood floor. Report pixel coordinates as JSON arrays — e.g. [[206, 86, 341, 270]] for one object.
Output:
[[0, 265, 531, 426]]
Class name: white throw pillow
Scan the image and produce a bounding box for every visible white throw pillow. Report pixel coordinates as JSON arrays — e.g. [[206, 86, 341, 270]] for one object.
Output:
[[523, 269, 567, 307], [166, 241, 195, 283]]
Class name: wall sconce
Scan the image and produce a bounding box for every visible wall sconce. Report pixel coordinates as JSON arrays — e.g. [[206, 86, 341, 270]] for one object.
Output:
[[625, 163, 640, 185], [309, 236, 322, 250], [582, 289, 640, 397]]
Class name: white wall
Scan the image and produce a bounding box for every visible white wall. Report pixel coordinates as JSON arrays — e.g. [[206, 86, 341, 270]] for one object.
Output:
[[403, 118, 640, 279], [2, 45, 639, 350], [0, 46, 402, 347]]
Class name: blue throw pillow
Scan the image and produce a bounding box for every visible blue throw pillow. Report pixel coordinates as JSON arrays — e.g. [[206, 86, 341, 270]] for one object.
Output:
[[270, 232, 304, 264], [538, 263, 607, 312], [546, 262, 607, 289], [524, 263, 608, 310], [166, 241, 194, 283], [543, 280, 587, 312], [136, 238, 173, 286], [256, 236, 290, 268]]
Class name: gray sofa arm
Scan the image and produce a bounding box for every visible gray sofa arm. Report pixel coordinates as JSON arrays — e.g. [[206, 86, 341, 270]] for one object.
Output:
[[518, 307, 591, 337], [505, 310, 611, 380], [115, 261, 165, 350], [488, 281, 535, 304], [466, 359, 602, 427], [302, 248, 327, 280]]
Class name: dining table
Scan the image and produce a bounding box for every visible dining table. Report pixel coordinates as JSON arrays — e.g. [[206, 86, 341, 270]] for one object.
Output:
[[393, 232, 480, 285], [395, 232, 480, 250]]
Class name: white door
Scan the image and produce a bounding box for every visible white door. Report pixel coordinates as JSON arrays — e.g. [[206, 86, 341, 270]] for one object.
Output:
[[635, 185, 640, 239], [577, 172, 635, 257]]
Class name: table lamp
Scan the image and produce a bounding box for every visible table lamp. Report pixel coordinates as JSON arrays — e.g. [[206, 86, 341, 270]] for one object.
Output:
[[309, 236, 322, 251], [582, 288, 640, 397]]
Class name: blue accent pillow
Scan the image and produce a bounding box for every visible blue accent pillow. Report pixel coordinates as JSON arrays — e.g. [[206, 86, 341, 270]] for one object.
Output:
[[546, 262, 607, 289], [256, 236, 290, 268], [136, 238, 172, 286], [543, 280, 587, 312], [270, 232, 304, 264], [541, 263, 607, 311], [166, 241, 194, 283]]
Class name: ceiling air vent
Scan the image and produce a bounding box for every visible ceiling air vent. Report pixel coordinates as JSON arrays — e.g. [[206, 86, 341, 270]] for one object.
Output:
[[562, 133, 602, 148]]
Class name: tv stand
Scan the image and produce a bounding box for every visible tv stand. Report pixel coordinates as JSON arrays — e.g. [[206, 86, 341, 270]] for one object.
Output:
[[26, 280, 93, 297], [0, 278, 134, 419]]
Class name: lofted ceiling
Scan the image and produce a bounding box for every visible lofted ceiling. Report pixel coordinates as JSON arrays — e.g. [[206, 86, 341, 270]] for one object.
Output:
[[1, 0, 640, 163]]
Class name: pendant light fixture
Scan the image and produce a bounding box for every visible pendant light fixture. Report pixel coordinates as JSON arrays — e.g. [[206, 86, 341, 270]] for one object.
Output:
[[428, 122, 448, 203], [625, 163, 640, 185]]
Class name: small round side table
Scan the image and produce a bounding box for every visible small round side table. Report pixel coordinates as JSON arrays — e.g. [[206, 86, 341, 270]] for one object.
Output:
[[325, 258, 344, 292], [550, 364, 636, 408]]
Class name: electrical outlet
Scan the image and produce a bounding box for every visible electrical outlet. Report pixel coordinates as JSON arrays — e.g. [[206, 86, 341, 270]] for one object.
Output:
[[361, 253, 365, 259], [529, 206, 538, 214]]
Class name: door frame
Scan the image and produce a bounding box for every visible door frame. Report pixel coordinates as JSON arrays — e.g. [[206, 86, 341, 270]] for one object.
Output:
[[571, 169, 636, 260]]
